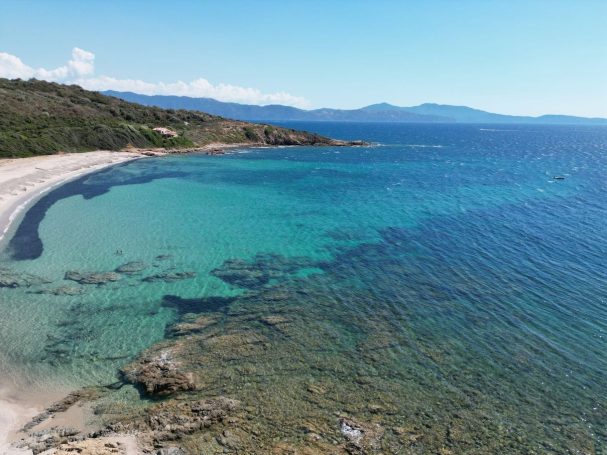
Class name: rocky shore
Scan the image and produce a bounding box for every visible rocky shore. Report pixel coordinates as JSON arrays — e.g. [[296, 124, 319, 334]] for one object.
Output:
[[126, 139, 368, 157], [3, 240, 600, 454]]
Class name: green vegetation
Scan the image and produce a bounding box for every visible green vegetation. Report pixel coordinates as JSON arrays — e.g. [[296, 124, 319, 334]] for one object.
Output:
[[243, 126, 260, 142], [0, 78, 344, 158]]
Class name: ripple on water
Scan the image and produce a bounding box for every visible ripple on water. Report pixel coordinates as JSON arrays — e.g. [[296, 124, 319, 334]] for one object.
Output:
[[1, 123, 606, 452]]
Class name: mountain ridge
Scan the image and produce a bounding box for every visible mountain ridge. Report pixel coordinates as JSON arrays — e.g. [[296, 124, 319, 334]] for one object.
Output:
[[103, 91, 607, 125]]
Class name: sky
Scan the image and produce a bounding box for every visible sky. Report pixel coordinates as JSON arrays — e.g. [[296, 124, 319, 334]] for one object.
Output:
[[1, 0, 606, 116]]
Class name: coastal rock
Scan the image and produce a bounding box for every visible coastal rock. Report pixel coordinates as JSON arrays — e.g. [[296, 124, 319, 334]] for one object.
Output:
[[167, 314, 219, 337], [65, 270, 122, 285], [108, 396, 240, 449], [339, 418, 384, 454], [115, 261, 148, 274], [121, 350, 196, 396], [24, 435, 139, 455], [142, 271, 196, 283], [19, 427, 81, 454], [21, 388, 101, 432], [157, 448, 186, 455], [0, 267, 49, 288]]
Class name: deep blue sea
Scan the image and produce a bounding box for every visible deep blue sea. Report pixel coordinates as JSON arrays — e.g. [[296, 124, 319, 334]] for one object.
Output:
[[1, 122, 606, 452]]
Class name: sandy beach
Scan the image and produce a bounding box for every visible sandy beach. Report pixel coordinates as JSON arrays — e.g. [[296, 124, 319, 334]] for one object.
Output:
[[0, 151, 142, 245], [0, 391, 37, 454], [0, 151, 142, 454]]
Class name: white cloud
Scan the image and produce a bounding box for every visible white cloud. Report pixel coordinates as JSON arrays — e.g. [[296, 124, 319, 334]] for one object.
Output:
[[68, 47, 95, 76], [0, 48, 309, 107], [0, 52, 35, 79]]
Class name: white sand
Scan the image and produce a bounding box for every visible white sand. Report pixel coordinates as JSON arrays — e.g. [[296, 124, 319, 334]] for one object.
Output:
[[0, 151, 141, 244], [0, 390, 39, 454]]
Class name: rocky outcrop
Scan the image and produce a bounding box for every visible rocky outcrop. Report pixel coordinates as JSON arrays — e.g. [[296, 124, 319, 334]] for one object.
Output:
[[108, 396, 240, 452], [121, 350, 196, 396]]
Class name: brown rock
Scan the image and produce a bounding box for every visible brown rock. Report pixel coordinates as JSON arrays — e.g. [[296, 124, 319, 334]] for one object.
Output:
[[121, 351, 196, 396]]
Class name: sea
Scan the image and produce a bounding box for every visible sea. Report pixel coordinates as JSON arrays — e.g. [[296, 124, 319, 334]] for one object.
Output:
[[1, 122, 606, 452]]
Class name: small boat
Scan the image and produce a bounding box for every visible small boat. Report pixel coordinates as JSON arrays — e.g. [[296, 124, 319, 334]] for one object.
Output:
[[552, 176, 566, 180]]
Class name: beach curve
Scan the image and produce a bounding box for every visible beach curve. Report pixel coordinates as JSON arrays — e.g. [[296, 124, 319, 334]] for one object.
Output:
[[0, 151, 143, 245]]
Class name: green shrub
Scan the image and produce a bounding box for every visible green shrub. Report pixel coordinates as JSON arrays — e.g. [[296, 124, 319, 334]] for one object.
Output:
[[243, 126, 260, 142]]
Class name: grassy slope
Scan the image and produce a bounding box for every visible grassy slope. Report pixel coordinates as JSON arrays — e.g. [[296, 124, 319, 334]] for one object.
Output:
[[0, 78, 344, 158]]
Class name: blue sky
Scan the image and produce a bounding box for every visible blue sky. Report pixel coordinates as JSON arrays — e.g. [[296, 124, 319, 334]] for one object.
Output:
[[1, 0, 606, 116]]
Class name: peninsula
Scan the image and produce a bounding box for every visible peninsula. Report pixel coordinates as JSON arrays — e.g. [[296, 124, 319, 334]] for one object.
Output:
[[0, 78, 360, 159]]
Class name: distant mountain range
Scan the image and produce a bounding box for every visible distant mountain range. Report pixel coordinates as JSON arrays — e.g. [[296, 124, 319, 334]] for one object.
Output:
[[103, 91, 607, 126]]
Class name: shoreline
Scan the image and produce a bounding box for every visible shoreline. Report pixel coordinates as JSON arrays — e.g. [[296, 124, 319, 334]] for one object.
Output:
[[0, 143, 286, 453], [0, 151, 144, 247], [0, 142, 296, 243], [0, 150, 144, 453], [0, 386, 67, 455], [0, 141, 351, 454]]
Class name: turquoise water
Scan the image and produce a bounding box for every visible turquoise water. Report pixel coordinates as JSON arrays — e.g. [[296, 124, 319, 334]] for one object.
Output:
[[1, 123, 606, 451]]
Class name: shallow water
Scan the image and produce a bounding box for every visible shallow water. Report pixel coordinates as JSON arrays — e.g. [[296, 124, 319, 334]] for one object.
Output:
[[1, 123, 606, 451]]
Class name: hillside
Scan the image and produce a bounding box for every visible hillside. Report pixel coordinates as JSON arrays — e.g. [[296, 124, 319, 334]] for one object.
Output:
[[0, 79, 354, 158], [104, 91, 607, 126]]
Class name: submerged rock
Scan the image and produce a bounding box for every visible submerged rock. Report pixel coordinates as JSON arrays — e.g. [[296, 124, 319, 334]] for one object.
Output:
[[65, 270, 122, 285], [35, 285, 86, 296], [211, 259, 269, 288], [142, 271, 196, 283], [0, 267, 49, 288], [211, 253, 315, 289], [167, 314, 219, 337], [115, 261, 148, 274], [121, 350, 196, 396]]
